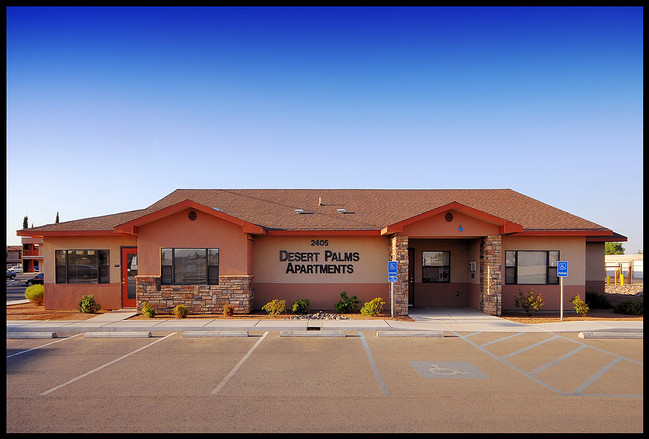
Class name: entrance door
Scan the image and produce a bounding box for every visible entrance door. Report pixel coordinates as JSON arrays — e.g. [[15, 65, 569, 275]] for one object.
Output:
[[121, 247, 138, 308], [408, 248, 415, 306]]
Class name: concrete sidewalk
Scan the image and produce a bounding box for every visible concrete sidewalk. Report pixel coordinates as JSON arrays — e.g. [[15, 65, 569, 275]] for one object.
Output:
[[6, 307, 643, 335]]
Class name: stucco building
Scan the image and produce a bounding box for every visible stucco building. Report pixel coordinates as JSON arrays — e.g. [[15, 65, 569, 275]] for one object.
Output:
[[17, 189, 626, 316]]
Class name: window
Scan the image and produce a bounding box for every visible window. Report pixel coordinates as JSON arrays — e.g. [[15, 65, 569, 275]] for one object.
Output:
[[505, 250, 559, 285], [55, 250, 110, 284], [422, 251, 450, 283], [161, 248, 219, 285]]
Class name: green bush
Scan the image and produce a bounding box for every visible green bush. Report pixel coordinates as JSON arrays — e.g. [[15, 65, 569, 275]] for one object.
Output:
[[223, 303, 234, 317], [262, 299, 286, 316], [570, 295, 589, 316], [513, 289, 544, 317], [334, 291, 360, 314], [585, 291, 612, 309], [613, 299, 643, 316], [141, 301, 156, 318], [78, 295, 102, 314], [24, 284, 45, 306], [173, 304, 188, 318], [291, 298, 311, 315], [360, 297, 385, 317]]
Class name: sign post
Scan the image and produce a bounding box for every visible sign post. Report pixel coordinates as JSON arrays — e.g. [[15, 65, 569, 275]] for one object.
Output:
[[388, 261, 398, 318], [557, 261, 568, 321]]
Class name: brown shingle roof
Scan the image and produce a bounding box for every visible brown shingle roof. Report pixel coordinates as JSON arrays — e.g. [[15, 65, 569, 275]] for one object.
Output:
[[143, 189, 609, 232], [19, 189, 612, 234]]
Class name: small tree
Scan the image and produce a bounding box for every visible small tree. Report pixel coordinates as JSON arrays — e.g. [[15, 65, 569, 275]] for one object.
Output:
[[605, 242, 625, 255], [55, 212, 60, 223], [23, 215, 28, 229]]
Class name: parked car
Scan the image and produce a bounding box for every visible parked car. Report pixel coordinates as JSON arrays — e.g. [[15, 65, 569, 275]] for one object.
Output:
[[6, 270, 17, 280], [24, 273, 44, 285]]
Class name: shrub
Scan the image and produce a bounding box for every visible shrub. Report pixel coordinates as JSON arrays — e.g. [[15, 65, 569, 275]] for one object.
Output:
[[585, 291, 612, 309], [570, 295, 589, 317], [291, 298, 311, 315], [173, 304, 188, 318], [513, 289, 544, 317], [223, 303, 234, 317], [334, 291, 360, 314], [78, 295, 102, 314], [360, 297, 385, 317], [613, 299, 643, 316], [262, 299, 286, 316], [24, 284, 45, 306], [141, 301, 156, 318]]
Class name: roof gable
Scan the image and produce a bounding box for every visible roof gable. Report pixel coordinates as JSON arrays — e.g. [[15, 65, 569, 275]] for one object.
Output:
[[380, 202, 524, 235], [114, 199, 265, 235]]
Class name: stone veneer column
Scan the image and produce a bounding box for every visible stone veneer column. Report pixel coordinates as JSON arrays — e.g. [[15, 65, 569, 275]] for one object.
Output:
[[389, 235, 409, 316], [480, 235, 502, 316]]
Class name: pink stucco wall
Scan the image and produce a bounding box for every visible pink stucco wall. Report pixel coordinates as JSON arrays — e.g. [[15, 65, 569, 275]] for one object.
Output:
[[136, 208, 252, 276], [42, 235, 136, 309]]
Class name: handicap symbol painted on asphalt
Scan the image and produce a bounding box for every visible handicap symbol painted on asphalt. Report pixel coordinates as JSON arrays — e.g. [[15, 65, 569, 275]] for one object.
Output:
[[409, 361, 489, 379]]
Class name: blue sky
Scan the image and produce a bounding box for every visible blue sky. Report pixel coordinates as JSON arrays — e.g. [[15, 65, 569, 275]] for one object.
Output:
[[6, 6, 643, 253]]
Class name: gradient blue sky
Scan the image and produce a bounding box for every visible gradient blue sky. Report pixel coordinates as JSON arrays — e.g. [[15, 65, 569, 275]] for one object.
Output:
[[6, 6, 643, 253]]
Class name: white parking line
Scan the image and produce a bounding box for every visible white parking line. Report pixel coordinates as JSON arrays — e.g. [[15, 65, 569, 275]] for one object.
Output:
[[41, 332, 177, 395], [211, 331, 268, 395], [6, 333, 83, 358], [359, 332, 389, 395]]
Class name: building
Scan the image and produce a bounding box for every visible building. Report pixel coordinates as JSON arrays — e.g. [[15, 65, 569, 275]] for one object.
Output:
[[16, 189, 626, 315], [605, 254, 643, 284], [20, 237, 43, 272], [6, 245, 22, 269], [6, 237, 43, 272]]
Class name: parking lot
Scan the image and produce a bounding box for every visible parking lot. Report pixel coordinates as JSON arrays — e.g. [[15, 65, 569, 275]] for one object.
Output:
[[6, 329, 643, 433]]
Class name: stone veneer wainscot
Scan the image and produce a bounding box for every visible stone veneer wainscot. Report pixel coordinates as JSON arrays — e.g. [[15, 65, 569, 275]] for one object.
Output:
[[136, 275, 254, 314]]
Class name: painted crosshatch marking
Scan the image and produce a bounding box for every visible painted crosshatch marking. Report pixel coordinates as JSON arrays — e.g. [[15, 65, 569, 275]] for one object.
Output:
[[409, 361, 489, 379]]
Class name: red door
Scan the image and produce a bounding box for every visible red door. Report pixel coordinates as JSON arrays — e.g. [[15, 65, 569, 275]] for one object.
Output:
[[121, 248, 138, 308]]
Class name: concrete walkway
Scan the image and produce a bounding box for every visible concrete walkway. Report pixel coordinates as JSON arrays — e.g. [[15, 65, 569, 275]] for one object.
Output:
[[6, 307, 643, 335]]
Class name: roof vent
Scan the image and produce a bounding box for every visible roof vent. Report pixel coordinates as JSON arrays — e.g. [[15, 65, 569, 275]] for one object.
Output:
[[318, 197, 323, 206], [295, 209, 305, 214], [337, 209, 347, 214]]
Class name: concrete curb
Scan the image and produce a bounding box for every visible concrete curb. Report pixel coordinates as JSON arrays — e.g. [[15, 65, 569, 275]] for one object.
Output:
[[6, 332, 57, 339], [578, 331, 643, 339]]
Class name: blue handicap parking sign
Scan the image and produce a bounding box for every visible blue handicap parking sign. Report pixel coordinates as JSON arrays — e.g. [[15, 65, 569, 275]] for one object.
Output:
[[557, 261, 568, 277], [388, 261, 398, 282]]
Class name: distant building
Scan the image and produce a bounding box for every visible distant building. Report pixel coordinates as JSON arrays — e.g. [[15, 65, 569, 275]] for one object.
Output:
[[6, 245, 22, 269], [605, 254, 643, 284], [20, 237, 43, 272]]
